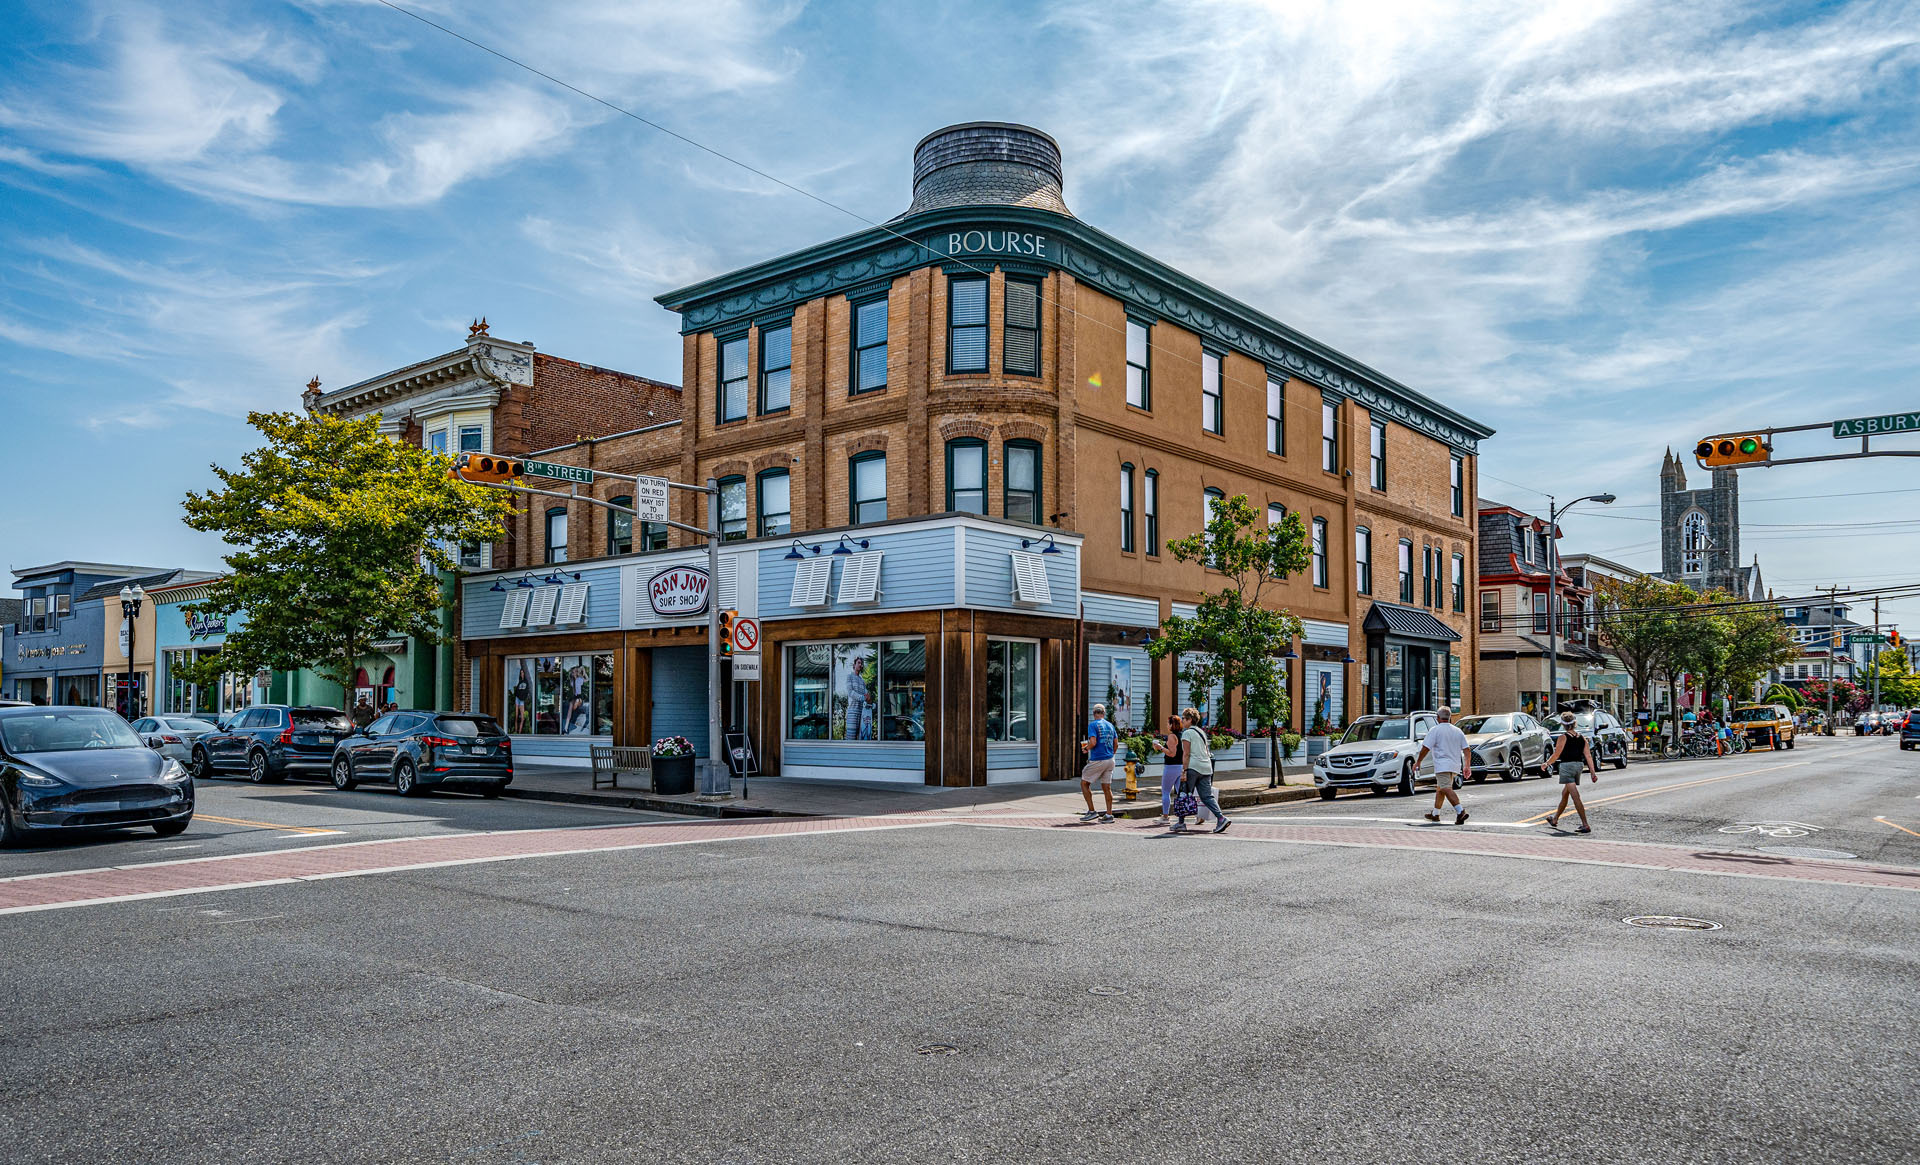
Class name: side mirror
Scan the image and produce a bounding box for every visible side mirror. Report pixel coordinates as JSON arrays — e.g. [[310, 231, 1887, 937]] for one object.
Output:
[[146, 738, 162, 749]]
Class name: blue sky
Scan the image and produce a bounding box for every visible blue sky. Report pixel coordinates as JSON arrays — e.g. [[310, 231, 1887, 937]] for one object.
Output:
[[3, 0, 1918, 630]]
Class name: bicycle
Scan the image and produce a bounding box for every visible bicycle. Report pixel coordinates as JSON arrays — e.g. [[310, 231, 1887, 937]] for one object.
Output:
[[1717, 822, 1812, 838]]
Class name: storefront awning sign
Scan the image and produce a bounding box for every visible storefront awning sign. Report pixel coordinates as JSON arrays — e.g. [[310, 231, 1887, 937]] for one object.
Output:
[[649, 565, 710, 618]]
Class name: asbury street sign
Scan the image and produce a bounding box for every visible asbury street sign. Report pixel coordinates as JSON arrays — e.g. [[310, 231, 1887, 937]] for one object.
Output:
[[1833, 411, 1920, 439]]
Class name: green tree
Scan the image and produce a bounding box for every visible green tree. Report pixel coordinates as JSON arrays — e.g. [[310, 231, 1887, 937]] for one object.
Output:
[[1144, 494, 1311, 786], [1874, 648, 1920, 708], [1595, 575, 1696, 715], [1719, 601, 1801, 707], [180, 411, 512, 707]]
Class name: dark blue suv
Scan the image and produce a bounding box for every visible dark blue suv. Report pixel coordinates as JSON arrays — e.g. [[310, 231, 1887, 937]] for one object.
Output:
[[192, 705, 353, 783], [329, 711, 512, 796], [1901, 710, 1920, 751]]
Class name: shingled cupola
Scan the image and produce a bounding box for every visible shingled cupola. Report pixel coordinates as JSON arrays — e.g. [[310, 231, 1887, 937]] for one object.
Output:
[[901, 122, 1071, 218]]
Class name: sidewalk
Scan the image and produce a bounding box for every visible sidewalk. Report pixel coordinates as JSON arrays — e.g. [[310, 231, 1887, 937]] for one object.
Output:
[[501, 762, 1319, 820]]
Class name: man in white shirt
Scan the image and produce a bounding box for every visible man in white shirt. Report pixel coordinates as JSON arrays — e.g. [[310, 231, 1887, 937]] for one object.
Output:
[[1414, 705, 1469, 825]]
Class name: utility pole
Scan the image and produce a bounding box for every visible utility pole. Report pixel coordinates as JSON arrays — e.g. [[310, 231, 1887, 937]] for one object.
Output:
[[1872, 598, 1882, 713], [1817, 584, 1843, 727]]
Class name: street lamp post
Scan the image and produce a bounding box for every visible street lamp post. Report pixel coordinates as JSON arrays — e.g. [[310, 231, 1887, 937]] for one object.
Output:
[[118, 584, 146, 719], [1545, 493, 1614, 719]]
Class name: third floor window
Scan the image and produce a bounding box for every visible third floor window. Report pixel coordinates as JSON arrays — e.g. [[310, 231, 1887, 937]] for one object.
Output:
[[947, 439, 986, 515], [759, 324, 791, 414], [1004, 441, 1041, 524], [720, 336, 748, 423], [1370, 421, 1387, 490], [1267, 376, 1284, 455], [851, 452, 888, 524], [948, 277, 987, 373], [758, 469, 791, 537], [1004, 280, 1040, 376], [1322, 399, 1339, 473], [720, 476, 747, 541], [1201, 351, 1223, 434], [853, 298, 887, 393], [1126, 319, 1150, 408]]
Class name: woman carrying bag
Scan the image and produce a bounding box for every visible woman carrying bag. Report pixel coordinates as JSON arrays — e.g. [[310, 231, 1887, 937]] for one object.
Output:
[[1544, 710, 1601, 833], [1157, 714, 1186, 827], [1173, 708, 1230, 834]]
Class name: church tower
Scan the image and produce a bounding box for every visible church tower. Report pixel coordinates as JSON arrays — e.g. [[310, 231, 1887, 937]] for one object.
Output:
[[1658, 448, 1754, 596]]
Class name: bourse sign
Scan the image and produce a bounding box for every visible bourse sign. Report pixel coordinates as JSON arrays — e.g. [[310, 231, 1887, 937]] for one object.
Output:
[[648, 566, 710, 618]]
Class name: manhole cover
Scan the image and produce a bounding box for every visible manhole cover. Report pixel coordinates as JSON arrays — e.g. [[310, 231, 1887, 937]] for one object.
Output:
[[1624, 915, 1722, 931], [914, 1043, 960, 1056], [1758, 846, 1858, 861], [1088, 985, 1126, 997]]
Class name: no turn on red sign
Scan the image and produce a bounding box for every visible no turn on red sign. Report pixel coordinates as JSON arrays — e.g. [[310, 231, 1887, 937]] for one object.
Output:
[[733, 617, 759, 653]]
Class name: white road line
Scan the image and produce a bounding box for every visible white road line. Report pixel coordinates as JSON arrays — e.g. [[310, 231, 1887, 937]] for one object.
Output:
[[1232, 814, 1538, 828]]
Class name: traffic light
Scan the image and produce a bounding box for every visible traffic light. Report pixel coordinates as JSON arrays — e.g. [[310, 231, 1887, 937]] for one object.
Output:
[[1694, 435, 1769, 468], [718, 609, 737, 656], [1892, 629, 1903, 649], [453, 453, 524, 484]]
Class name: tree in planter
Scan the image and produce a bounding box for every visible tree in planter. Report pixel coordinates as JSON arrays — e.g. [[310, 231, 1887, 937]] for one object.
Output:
[[1144, 494, 1310, 788], [179, 410, 512, 708]]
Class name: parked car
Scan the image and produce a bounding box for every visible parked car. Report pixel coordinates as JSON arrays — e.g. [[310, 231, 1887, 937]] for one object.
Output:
[[1901, 711, 1920, 750], [1542, 708, 1631, 770], [0, 705, 193, 845], [191, 705, 353, 783], [330, 711, 512, 796], [1730, 704, 1796, 750], [130, 715, 220, 765], [1455, 712, 1552, 782], [1311, 711, 1437, 800], [1857, 714, 1880, 736], [0, 698, 31, 709]]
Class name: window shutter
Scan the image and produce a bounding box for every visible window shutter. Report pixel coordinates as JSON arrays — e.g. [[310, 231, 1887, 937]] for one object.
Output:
[[790, 557, 832, 608], [498, 589, 530, 629], [837, 551, 883, 604], [1010, 551, 1053, 605], [527, 585, 560, 626], [556, 583, 590, 626]]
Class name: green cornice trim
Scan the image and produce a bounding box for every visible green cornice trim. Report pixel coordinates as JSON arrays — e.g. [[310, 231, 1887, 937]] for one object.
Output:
[[655, 205, 1496, 451]]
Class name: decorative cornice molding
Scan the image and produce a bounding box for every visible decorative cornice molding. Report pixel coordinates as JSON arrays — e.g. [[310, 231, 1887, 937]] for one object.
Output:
[[657, 205, 1493, 454]]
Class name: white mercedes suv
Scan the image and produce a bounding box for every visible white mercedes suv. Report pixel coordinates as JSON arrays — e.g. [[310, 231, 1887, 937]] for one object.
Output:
[[1311, 712, 1438, 801]]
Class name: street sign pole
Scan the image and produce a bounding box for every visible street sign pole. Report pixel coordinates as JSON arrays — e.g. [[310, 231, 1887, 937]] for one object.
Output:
[[701, 476, 727, 799]]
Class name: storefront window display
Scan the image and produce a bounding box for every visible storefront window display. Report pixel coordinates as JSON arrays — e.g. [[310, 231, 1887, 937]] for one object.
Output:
[[161, 647, 257, 717], [986, 639, 1036, 742], [786, 639, 924, 742], [504, 654, 614, 736]]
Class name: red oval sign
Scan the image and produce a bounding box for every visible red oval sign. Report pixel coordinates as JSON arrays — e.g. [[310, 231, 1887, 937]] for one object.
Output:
[[648, 566, 710, 618]]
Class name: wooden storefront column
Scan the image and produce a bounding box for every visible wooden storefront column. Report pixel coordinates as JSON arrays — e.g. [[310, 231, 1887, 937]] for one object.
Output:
[[940, 612, 977, 787]]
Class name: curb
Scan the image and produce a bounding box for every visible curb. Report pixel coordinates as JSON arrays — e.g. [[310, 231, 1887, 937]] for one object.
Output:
[[1111, 784, 1319, 819], [499, 785, 796, 819]]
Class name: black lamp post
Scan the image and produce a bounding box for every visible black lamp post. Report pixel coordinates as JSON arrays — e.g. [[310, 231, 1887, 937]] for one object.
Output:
[[118, 584, 146, 718]]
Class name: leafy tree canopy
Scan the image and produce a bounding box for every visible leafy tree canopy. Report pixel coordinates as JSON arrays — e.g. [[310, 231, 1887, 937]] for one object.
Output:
[[179, 410, 512, 704]]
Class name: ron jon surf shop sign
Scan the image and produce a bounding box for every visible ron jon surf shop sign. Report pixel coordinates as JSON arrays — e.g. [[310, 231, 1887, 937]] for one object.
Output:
[[648, 566, 710, 618]]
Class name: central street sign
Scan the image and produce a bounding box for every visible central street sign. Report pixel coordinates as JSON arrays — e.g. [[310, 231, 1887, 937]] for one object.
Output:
[[633, 474, 670, 522], [522, 459, 595, 484], [1833, 411, 1920, 438]]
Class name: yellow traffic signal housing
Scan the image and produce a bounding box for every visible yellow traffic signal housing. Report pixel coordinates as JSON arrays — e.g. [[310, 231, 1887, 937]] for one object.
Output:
[[453, 453, 524, 484], [1694, 435, 1769, 468], [718, 609, 737, 656]]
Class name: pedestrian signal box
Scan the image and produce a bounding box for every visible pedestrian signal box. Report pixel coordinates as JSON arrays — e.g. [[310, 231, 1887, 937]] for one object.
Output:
[[1694, 435, 1769, 468], [454, 453, 525, 484], [718, 609, 737, 656]]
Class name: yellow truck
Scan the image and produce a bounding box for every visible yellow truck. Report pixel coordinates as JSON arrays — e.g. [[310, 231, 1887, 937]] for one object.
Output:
[[1730, 704, 1796, 750]]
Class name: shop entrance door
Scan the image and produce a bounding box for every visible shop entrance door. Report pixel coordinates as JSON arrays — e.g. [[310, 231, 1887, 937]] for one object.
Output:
[[1405, 646, 1434, 711]]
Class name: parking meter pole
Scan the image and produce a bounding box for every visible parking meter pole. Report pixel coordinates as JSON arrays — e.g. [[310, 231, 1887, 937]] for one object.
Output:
[[700, 476, 730, 799]]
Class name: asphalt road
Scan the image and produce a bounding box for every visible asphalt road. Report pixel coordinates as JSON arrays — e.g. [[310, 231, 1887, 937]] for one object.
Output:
[[0, 778, 667, 875], [1, 734, 1915, 1163]]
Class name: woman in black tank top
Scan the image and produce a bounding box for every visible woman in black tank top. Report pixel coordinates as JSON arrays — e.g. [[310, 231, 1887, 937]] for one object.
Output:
[[1543, 713, 1600, 832]]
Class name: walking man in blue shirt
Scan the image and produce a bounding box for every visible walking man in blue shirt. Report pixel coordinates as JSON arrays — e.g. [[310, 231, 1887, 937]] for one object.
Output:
[[1079, 703, 1119, 823]]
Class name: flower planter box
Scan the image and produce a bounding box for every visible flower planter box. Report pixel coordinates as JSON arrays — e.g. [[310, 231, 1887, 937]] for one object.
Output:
[[1304, 735, 1331, 759], [653, 754, 696, 795], [1213, 743, 1246, 773]]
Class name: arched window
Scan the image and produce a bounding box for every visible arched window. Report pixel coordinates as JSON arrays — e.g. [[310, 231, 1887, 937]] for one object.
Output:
[[1004, 440, 1041, 524], [719, 475, 747, 540], [1681, 511, 1708, 574], [757, 469, 791, 536], [544, 507, 568, 564], [1119, 463, 1135, 552], [945, 438, 986, 514]]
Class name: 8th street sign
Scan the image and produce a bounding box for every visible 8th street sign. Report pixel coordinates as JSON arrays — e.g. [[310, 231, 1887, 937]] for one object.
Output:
[[523, 459, 595, 484], [1833, 411, 1920, 438]]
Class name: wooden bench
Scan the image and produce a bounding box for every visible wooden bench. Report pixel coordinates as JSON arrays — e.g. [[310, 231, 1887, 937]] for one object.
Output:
[[590, 745, 653, 791]]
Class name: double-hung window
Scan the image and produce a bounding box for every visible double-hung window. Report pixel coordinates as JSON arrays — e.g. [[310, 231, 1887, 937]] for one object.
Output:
[[946, 439, 986, 514], [719, 336, 749, 423], [757, 469, 791, 537], [1311, 517, 1328, 588], [1452, 553, 1466, 612], [640, 520, 668, 553], [1322, 399, 1339, 472], [1120, 464, 1136, 552], [1355, 526, 1372, 595], [459, 425, 483, 453], [1422, 546, 1433, 607], [1370, 421, 1387, 490], [1480, 591, 1500, 632], [850, 452, 887, 523], [719, 476, 747, 541], [1126, 319, 1151, 408], [1532, 592, 1550, 634], [608, 496, 633, 556], [428, 429, 448, 456], [852, 297, 888, 393], [1143, 470, 1159, 556], [1003, 280, 1040, 376], [1267, 503, 1286, 528], [1450, 455, 1464, 517], [1201, 351, 1223, 435], [544, 507, 568, 564], [1398, 540, 1413, 603], [1267, 375, 1284, 454], [948, 277, 987, 373], [759, 323, 792, 413], [1004, 441, 1041, 524]]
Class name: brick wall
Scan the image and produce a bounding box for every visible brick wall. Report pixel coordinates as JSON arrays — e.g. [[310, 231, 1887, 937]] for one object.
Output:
[[527, 354, 681, 453]]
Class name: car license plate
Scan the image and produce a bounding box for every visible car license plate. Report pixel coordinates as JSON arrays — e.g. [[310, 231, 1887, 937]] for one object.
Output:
[[468, 745, 487, 755], [316, 734, 335, 744]]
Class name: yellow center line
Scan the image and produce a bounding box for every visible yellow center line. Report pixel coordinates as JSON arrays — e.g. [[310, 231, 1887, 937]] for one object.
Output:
[[193, 813, 343, 836], [1875, 816, 1920, 839], [1515, 761, 1811, 825]]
